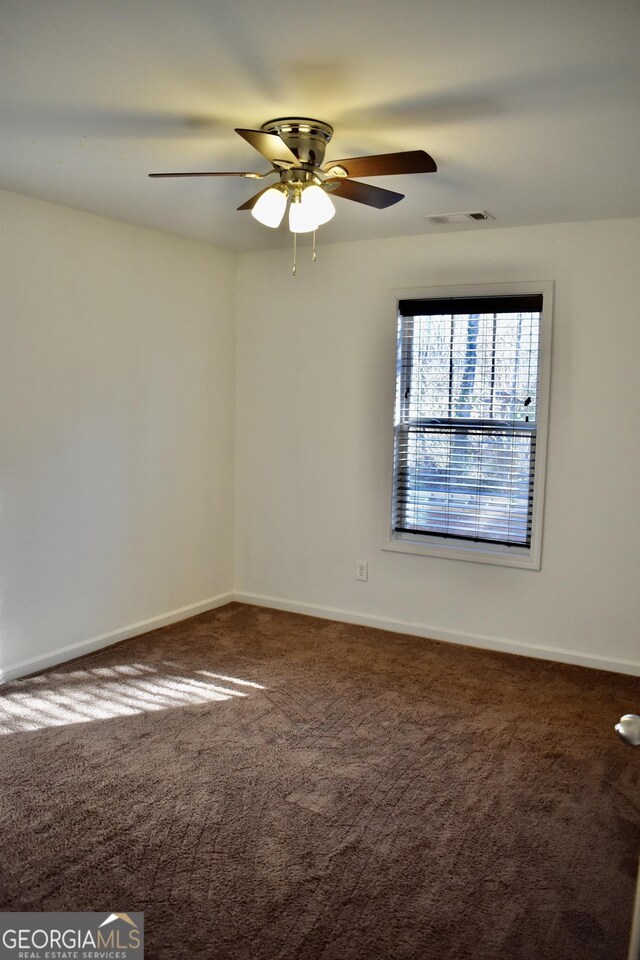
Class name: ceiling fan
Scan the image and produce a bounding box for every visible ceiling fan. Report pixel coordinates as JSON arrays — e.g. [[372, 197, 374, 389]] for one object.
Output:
[[149, 117, 437, 231]]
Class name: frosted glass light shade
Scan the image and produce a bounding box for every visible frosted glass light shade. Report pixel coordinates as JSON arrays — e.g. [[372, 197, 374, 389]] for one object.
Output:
[[289, 185, 335, 233], [301, 185, 335, 227], [289, 196, 316, 233], [251, 187, 287, 228]]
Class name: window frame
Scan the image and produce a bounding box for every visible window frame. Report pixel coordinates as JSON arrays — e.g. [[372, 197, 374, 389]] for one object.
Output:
[[385, 281, 553, 570]]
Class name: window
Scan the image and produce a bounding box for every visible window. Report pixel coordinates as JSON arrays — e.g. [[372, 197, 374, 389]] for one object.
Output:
[[387, 283, 552, 568]]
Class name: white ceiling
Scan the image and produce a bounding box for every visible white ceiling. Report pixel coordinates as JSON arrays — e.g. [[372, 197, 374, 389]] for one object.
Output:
[[2, 0, 640, 252]]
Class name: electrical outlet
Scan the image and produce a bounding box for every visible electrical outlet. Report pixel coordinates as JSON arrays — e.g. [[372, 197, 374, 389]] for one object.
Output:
[[355, 560, 368, 582]]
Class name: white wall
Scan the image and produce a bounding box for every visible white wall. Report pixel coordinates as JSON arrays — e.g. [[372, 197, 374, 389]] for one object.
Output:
[[235, 219, 640, 674], [0, 190, 236, 680], [2, 199, 638, 681]]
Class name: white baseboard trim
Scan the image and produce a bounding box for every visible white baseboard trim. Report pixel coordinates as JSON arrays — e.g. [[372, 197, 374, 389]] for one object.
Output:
[[0, 592, 234, 684], [234, 591, 640, 677], [3, 589, 637, 683]]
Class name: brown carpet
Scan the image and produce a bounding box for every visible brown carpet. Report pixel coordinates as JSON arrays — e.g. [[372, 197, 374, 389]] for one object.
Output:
[[0, 603, 639, 960]]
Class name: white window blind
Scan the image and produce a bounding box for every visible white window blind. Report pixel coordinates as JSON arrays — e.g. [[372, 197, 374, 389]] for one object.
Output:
[[393, 294, 543, 549]]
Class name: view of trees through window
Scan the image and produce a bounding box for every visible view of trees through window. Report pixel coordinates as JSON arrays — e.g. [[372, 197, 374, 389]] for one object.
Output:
[[393, 307, 541, 547]]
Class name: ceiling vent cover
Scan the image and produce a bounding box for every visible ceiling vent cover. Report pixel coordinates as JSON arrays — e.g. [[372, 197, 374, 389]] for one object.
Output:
[[426, 210, 495, 224]]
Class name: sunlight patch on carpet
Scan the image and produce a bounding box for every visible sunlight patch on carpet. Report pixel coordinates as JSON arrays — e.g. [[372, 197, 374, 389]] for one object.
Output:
[[0, 664, 265, 735]]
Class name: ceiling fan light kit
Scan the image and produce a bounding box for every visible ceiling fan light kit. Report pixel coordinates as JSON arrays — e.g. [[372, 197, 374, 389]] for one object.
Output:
[[149, 117, 437, 274]]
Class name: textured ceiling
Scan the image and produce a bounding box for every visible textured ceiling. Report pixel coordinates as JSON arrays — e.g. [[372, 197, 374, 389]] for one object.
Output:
[[2, 0, 640, 251]]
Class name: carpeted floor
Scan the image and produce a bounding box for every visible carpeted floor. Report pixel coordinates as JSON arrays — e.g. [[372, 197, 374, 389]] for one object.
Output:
[[0, 602, 639, 959]]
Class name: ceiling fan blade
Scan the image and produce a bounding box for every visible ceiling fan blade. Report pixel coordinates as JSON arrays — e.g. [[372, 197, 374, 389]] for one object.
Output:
[[149, 171, 270, 178], [237, 186, 274, 211], [325, 178, 404, 209], [325, 150, 437, 178], [235, 128, 302, 169]]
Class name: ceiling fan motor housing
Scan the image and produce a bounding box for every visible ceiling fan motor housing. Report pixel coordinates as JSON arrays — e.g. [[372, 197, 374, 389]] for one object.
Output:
[[261, 118, 333, 168]]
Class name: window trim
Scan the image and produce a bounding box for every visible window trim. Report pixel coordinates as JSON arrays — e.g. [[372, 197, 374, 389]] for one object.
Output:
[[384, 281, 553, 570]]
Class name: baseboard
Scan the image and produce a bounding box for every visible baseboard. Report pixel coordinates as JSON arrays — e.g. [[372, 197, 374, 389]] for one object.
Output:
[[233, 591, 640, 677], [0, 593, 234, 684], [4, 588, 637, 683]]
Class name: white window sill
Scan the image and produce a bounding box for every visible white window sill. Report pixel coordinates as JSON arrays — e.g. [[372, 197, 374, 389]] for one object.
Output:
[[383, 536, 541, 570]]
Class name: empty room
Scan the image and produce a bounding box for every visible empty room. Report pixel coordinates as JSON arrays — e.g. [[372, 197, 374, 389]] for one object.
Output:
[[1, 1, 640, 958]]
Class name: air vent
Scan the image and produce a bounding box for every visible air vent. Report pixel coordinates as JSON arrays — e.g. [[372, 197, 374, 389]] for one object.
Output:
[[425, 210, 495, 225]]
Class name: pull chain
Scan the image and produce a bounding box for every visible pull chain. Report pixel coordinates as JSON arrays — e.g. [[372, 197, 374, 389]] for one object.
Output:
[[312, 230, 317, 262], [292, 232, 297, 277]]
